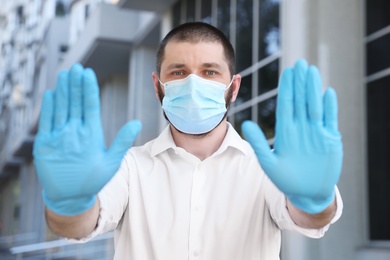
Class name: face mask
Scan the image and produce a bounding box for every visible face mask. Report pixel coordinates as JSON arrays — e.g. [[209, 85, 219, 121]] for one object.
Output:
[[159, 74, 233, 134]]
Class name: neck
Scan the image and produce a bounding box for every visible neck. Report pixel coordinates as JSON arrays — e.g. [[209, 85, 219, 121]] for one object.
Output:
[[170, 120, 228, 161]]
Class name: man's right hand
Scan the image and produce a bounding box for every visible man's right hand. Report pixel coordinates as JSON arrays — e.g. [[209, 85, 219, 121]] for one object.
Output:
[[33, 64, 141, 216]]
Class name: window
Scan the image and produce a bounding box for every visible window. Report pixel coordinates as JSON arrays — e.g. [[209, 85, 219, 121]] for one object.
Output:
[[235, 0, 253, 72], [172, 1, 182, 27], [16, 6, 25, 25], [217, 0, 231, 39], [201, 0, 212, 23], [55, 1, 66, 17], [85, 4, 90, 20], [366, 0, 390, 241], [187, 0, 196, 22], [0, 175, 20, 236]]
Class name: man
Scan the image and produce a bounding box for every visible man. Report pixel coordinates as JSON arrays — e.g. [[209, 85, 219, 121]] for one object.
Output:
[[33, 22, 343, 259]]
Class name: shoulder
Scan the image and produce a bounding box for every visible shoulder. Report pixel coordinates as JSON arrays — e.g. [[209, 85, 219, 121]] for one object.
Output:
[[224, 123, 257, 157], [124, 138, 156, 162]]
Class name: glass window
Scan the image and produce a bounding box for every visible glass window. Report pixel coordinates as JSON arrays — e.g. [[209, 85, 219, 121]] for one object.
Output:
[[201, 0, 212, 23], [258, 59, 279, 95], [366, 0, 390, 241], [257, 96, 276, 140], [366, 0, 390, 35], [236, 0, 253, 72], [85, 4, 90, 20], [236, 74, 252, 104], [16, 6, 25, 25], [366, 33, 390, 75], [172, 1, 182, 28], [217, 0, 231, 39], [258, 0, 280, 60], [367, 75, 390, 240], [0, 176, 20, 236], [55, 2, 66, 17], [232, 107, 252, 136], [186, 0, 196, 22]]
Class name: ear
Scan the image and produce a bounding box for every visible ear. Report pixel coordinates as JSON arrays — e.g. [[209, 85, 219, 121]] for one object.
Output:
[[230, 74, 242, 103], [152, 72, 162, 101]]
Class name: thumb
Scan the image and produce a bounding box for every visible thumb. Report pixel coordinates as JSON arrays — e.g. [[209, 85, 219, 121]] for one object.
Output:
[[241, 120, 276, 170], [108, 120, 142, 160]]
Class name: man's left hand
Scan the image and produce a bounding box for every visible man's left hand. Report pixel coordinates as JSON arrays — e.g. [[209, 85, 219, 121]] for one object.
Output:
[[242, 59, 343, 214]]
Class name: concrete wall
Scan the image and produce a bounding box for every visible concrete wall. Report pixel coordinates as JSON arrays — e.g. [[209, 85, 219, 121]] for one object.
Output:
[[100, 76, 130, 147], [128, 46, 164, 145], [281, 0, 367, 259]]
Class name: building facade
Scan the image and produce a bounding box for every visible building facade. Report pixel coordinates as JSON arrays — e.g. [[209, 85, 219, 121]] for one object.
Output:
[[0, 0, 389, 259], [0, 0, 58, 250]]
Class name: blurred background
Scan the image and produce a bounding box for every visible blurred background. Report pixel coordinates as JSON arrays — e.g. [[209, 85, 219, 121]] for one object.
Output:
[[0, 0, 388, 259]]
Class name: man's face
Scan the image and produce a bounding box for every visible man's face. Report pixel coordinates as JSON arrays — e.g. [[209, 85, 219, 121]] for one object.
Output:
[[156, 40, 234, 106]]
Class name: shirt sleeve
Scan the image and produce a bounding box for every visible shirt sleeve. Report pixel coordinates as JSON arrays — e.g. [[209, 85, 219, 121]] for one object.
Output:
[[67, 152, 131, 243], [264, 175, 343, 238]]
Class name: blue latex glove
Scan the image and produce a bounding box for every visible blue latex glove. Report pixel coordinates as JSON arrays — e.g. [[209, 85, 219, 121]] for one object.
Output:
[[33, 64, 142, 216], [242, 59, 343, 214]]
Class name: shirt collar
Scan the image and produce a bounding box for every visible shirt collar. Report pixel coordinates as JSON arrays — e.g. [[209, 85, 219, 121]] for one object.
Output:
[[150, 125, 176, 157], [215, 122, 250, 156], [150, 122, 250, 157]]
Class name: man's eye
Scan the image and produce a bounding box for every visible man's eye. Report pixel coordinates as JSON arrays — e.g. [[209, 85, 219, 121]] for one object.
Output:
[[205, 71, 217, 76], [173, 71, 184, 76]]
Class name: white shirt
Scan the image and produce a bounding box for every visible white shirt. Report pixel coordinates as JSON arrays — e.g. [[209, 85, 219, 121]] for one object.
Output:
[[78, 124, 343, 260]]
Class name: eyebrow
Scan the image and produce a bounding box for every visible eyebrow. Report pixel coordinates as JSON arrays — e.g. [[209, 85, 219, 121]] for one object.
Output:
[[202, 62, 223, 69], [165, 62, 224, 70], [166, 63, 186, 70]]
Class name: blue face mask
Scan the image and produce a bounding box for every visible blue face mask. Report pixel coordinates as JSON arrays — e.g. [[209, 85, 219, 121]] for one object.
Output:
[[160, 74, 233, 134]]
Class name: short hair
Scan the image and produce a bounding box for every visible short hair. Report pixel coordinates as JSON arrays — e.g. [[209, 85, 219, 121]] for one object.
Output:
[[156, 22, 236, 77]]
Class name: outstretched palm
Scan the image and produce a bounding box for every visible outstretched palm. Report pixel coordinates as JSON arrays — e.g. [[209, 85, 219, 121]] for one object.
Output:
[[33, 64, 141, 216], [242, 59, 343, 214]]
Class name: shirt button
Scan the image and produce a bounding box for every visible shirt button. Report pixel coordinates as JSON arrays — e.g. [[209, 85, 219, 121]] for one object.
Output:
[[193, 251, 199, 257]]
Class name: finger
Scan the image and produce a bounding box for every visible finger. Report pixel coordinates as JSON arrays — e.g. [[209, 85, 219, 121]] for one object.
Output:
[[38, 90, 54, 134], [54, 70, 69, 129], [323, 87, 339, 132], [83, 68, 101, 125], [306, 66, 323, 124], [108, 120, 142, 160], [293, 59, 309, 121], [69, 63, 84, 120], [276, 67, 294, 123], [241, 120, 276, 171]]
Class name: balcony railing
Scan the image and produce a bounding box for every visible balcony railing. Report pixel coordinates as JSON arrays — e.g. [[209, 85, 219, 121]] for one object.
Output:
[[7, 231, 114, 260]]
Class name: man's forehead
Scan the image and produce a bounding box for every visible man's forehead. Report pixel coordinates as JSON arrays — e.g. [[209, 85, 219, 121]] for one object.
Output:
[[162, 41, 227, 66]]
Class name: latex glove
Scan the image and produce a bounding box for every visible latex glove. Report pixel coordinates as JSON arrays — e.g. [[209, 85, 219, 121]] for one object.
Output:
[[33, 64, 141, 216], [242, 59, 343, 214]]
